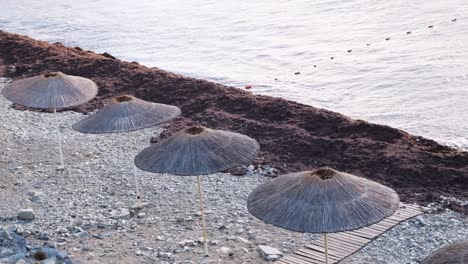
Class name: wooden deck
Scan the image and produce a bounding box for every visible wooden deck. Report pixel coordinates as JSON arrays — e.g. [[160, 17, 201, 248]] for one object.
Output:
[[277, 203, 424, 264]]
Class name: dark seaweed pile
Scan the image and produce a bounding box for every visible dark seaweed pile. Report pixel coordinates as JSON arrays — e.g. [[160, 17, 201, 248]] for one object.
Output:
[[0, 30, 466, 208]]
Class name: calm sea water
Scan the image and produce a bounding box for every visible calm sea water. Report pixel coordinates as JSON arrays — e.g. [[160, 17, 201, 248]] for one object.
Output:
[[1, 0, 467, 149]]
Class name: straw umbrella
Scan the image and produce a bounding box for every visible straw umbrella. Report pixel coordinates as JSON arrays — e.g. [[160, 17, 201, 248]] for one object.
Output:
[[421, 240, 468, 264], [247, 168, 400, 264], [134, 125, 260, 256], [72, 95, 181, 204], [1, 72, 98, 169]]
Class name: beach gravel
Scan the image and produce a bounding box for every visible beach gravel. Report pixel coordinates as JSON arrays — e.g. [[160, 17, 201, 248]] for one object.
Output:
[[0, 80, 466, 263]]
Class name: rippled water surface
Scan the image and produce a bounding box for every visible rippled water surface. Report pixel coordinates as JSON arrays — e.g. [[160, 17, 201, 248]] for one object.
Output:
[[1, 0, 467, 148]]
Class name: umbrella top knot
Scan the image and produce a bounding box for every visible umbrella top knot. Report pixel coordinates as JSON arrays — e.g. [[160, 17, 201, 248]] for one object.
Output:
[[112, 95, 134, 103], [312, 167, 336, 180], [43, 72, 60, 78], [185, 126, 205, 135]]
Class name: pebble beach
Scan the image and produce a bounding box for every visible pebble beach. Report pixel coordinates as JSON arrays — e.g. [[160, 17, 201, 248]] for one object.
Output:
[[0, 77, 466, 264]]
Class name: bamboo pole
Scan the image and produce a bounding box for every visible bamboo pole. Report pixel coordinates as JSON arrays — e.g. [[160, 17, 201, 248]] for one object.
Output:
[[53, 108, 65, 169], [197, 175, 209, 256], [128, 133, 141, 206], [324, 233, 329, 264]]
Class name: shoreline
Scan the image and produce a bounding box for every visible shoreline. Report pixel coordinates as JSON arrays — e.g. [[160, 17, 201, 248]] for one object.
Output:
[[0, 30, 466, 208]]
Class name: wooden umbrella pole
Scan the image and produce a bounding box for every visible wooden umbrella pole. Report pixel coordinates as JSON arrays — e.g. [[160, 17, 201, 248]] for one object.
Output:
[[197, 175, 209, 256], [128, 133, 141, 206], [324, 233, 329, 264], [53, 108, 65, 169]]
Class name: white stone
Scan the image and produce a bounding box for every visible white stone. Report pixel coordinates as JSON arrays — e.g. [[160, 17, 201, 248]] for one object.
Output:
[[197, 237, 209, 244], [267, 254, 280, 261], [258, 245, 282, 256], [158, 252, 174, 260], [18, 208, 35, 220], [15, 226, 24, 234], [218, 246, 234, 256], [237, 237, 250, 244], [179, 239, 195, 247]]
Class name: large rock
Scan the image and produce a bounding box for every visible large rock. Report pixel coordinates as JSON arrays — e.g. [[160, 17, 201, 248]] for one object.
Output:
[[17, 209, 35, 221]]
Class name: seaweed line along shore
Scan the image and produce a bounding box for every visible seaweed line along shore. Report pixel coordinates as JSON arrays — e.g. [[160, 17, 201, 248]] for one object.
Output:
[[0, 30, 467, 209]]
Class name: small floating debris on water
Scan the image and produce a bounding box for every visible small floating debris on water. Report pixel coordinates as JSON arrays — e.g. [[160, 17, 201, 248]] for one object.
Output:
[[274, 78, 278, 81], [407, 31, 412, 34], [313, 65, 317, 68], [347, 49, 352, 53], [385, 38, 391, 41], [245, 85, 252, 89], [366, 43, 371, 46], [452, 18, 457, 22], [294, 72, 301, 75], [330, 56, 334, 60], [428, 25, 434, 28]]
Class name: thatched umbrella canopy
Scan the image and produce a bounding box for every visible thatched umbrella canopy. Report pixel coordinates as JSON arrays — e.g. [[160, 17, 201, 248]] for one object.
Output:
[[2, 72, 97, 109], [72, 95, 181, 134], [72, 95, 181, 205], [1, 72, 98, 170], [134, 125, 259, 256], [247, 168, 399, 264], [134, 126, 260, 175], [421, 240, 468, 264]]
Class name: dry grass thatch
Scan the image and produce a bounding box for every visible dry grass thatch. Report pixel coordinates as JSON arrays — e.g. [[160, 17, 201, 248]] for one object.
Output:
[[247, 168, 400, 233], [2, 72, 97, 109], [421, 240, 468, 264], [72, 95, 181, 133], [134, 126, 260, 176]]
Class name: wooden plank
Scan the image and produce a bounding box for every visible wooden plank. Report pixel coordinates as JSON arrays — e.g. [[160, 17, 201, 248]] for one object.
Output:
[[395, 209, 419, 217], [297, 249, 343, 264], [385, 215, 410, 223], [279, 203, 423, 264], [304, 244, 349, 259], [387, 214, 411, 223], [297, 248, 341, 262], [359, 226, 384, 235], [325, 239, 362, 251], [378, 219, 398, 227], [297, 247, 330, 260], [345, 229, 377, 239], [295, 249, 326, 262], [293, 252, 328, 264], [329, 233, 371, 246], [365, 224, 389, 233], [310, 238, 360, 252], [382, 217, 400, 223]]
